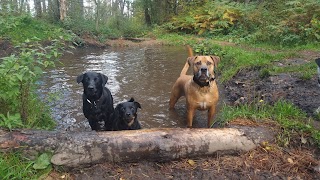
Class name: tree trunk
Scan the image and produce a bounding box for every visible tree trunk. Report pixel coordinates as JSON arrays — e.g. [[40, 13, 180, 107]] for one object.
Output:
[[79, 0, 84, 18], [93, 0, 100, 31], [34, 0, 42, 17], [0, 127, 274, 168], [59, 0, 67, 21], [19, 0, 25, 13], [42, 0, 46, 14], [144, 7, 151, 26], [48, 0, 61, 22]]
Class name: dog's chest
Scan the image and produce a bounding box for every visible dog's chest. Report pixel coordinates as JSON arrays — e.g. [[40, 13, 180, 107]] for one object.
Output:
[[189, 86, 217, 110], [196, 96, 214, 110], [197, 101, 209, 110]]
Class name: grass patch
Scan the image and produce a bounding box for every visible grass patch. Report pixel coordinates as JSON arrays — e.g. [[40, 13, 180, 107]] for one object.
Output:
[[156, 33, 198, 46], [0, 152, 52, 180], [268, 62, 317, 80], [195, 42, 290, 82], [217, 101, 320, 147]]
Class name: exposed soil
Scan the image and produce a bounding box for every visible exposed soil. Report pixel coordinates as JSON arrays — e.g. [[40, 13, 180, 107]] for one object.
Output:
[[0, 39, 14, 58], [1, 38, 320, 179]]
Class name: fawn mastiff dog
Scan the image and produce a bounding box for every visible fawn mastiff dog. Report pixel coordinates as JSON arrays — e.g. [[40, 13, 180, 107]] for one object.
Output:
[[169, 46, 220, 128]]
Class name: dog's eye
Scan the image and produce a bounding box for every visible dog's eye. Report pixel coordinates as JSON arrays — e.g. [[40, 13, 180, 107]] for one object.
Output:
[[130, 107, 134, 111], [195, 61, 201, 65], [120, 107, 125, 111], [94, 77, 98, 81], [207, 61, 212, 65]]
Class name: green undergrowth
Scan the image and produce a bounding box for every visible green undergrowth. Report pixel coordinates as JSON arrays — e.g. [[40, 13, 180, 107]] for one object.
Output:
[[0, 14, 73, 44], [162, 0, 320, 47], [0, 152, 52, 180], [216, 101, 320, 147]]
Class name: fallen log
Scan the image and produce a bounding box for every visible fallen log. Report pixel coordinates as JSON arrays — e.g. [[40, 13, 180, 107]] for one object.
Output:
[[0, 127, 274, 167]]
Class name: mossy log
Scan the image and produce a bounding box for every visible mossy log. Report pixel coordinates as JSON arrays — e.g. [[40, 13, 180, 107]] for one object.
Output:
[[0, 127, 274, 167]]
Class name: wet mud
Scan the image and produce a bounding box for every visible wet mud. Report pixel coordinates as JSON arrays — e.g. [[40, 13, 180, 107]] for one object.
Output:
[[225, 67, 320, 118]]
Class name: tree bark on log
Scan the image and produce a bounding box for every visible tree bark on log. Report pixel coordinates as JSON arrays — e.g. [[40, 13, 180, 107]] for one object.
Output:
[[0, 127, 274, 167]]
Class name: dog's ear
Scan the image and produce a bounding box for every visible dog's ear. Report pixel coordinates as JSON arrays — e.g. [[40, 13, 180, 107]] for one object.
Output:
[[134, 101, 141, 109], [128, 97, 135, 102], [187, 56, 197, 65], [210, 56, 220, 67], [76, 74, 84, 84], [114, 104, 122, 116], [100, 73, 108, 86]]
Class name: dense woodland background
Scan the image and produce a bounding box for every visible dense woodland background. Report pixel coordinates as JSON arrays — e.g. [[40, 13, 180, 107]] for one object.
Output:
[[1, 0, 319, 45]]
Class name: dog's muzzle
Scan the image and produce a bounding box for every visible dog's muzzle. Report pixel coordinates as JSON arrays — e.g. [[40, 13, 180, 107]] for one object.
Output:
[[196, 67, 210, 82], [124, 116, 135, 127]]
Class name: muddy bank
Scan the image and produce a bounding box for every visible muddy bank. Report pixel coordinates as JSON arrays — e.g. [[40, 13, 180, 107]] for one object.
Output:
[[78, 33, 164, 48], [224, 66, 320, 120]]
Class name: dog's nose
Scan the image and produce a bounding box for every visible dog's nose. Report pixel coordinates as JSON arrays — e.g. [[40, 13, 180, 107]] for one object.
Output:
[[126, 112, 131, 117], [201, 67, 207, 72]]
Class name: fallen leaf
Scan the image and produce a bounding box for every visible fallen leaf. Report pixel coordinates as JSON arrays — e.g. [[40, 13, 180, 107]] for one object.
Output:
[[33, 153, 51, 170], [301, 136, 307, 144], [188, 159, 196, 166], [287, 158, 294, 164]]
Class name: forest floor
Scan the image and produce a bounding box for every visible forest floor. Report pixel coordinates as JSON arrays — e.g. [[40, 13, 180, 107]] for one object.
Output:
[[1, 37, 320, 179]]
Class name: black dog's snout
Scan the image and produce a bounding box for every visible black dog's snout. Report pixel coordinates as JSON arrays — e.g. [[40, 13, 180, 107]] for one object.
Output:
[[88, 85, 94, 89], [88, 82, 96, 90], [126, 112, 131, 117]]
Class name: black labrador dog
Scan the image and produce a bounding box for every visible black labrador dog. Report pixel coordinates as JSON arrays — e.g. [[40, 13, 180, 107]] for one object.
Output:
[[77, 72, 114, 131], [316, 58, 320, 87], [111, 98, 142, 130]]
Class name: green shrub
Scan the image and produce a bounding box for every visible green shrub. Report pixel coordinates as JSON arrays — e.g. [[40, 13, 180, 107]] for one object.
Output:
[[0, 38, 65, 130]]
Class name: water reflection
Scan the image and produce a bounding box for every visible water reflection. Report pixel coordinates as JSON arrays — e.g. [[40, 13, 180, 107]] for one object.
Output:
[[42, 46, 214, 131]]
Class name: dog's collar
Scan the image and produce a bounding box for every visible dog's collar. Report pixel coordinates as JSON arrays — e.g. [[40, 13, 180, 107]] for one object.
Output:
[[193, 76, 216, 87], [87, 99, 98, 108]]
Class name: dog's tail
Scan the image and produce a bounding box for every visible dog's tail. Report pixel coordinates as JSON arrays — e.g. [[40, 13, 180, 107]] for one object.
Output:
[[180, 45, 194, 76], [316, 58, 320, 87]]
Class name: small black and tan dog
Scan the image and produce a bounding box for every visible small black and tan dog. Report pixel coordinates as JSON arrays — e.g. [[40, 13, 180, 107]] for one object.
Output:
[[77, 71, 114, 131], [111, 98, 142, 130], [316, 58, 320, 87]]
